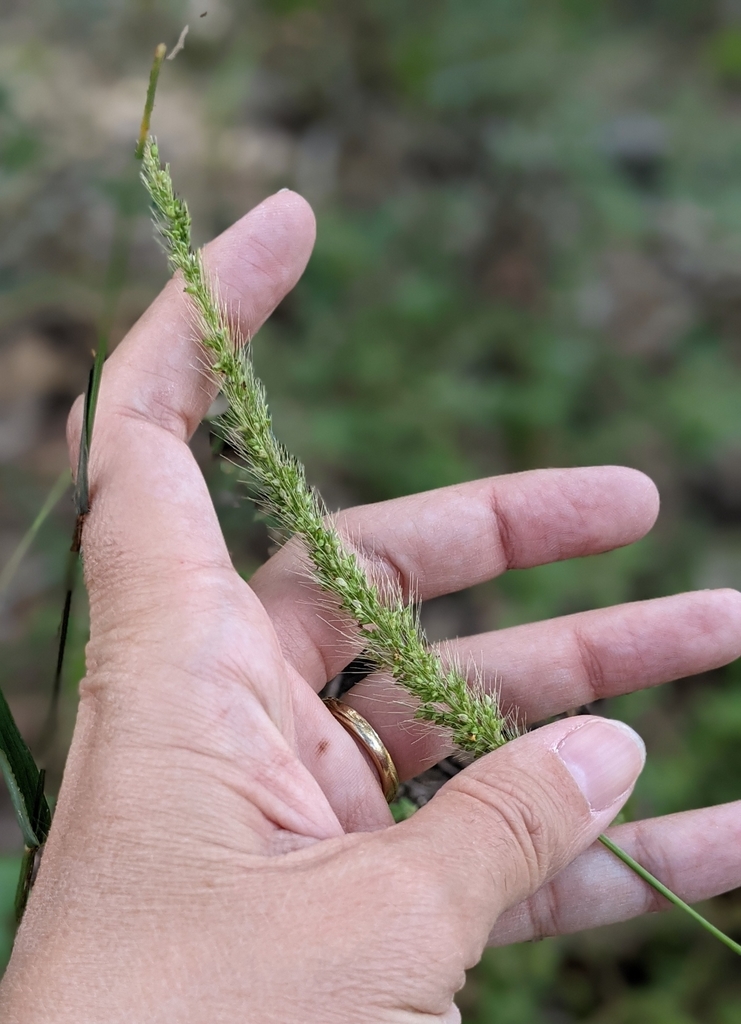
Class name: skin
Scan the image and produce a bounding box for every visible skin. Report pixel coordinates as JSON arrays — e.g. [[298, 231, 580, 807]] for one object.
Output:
[[1, 191, 740, 1022]]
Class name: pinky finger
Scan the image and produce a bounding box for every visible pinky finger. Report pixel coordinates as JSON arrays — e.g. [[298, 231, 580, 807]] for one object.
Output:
[[489, 801, 741, 946]]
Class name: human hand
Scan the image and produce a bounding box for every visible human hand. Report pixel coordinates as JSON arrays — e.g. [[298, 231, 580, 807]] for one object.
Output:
[[1, 192, 740, 1024]]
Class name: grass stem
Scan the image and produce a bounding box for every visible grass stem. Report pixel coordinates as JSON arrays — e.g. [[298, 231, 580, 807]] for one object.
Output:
[[0, 470, 70, 598], [135, 43, 167, 160], [599, 833, 741, 956]]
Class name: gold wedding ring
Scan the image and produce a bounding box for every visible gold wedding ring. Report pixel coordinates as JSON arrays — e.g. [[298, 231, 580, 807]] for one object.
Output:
[[323, 698, 400, 803]]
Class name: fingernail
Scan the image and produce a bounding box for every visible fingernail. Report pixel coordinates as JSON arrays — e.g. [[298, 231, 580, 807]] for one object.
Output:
[[556, 719, 646, 812]]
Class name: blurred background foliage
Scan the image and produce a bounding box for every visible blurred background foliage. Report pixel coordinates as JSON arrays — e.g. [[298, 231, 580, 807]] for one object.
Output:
[[2, 0, 741, 1018]]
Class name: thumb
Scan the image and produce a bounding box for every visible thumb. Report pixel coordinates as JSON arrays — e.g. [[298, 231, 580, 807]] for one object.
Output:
[[393, 715, 645, 962]]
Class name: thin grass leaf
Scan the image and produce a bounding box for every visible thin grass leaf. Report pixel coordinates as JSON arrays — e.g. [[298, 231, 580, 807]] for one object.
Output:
[[14, 769, 47, 921], [51, 169, 133, 735], [73, 364, 95, 520], [0, 450, 63, 919], [55, 45, 170, 715], [0, 470, 70, 598], [0, 689, 50, 848], [42, 552, 78, 746], [51, 359, 101, 738], [50, 339, 105, 737], [14, 847, 36, 923]]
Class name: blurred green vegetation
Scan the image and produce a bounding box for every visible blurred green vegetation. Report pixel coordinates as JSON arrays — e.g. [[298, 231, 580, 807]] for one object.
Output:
[[2, 0, 741, 1019]]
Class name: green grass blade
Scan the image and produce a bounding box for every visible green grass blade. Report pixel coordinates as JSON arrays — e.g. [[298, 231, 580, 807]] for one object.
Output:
[[57, 193, 128, 723], [74, 364, 96, 518], [0, 689, 50, 848], [44, 513, 82, 750], [86, 343, 107, 450], [13, 769, 46, 921], [53, 313, 106, 741], [50, 555, 77, 702], [51, 43, 159, 722], [0, 470, 70, 598], [135, 44, 167, 160], [14, 845, 36, 922], [599, 833, 741, 956], [59, 357, 98, 724], [49, 83, 138, 754]]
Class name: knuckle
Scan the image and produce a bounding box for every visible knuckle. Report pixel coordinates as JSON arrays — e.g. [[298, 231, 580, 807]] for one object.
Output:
[[573, 625, 608, 701], [111, 398, 190, 441], [631, 826, 676, 915], [343, 531, 413, 603], [488, 488, 517, 570], [452, 768, 566, 894], [523, 880, 565, 940]]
